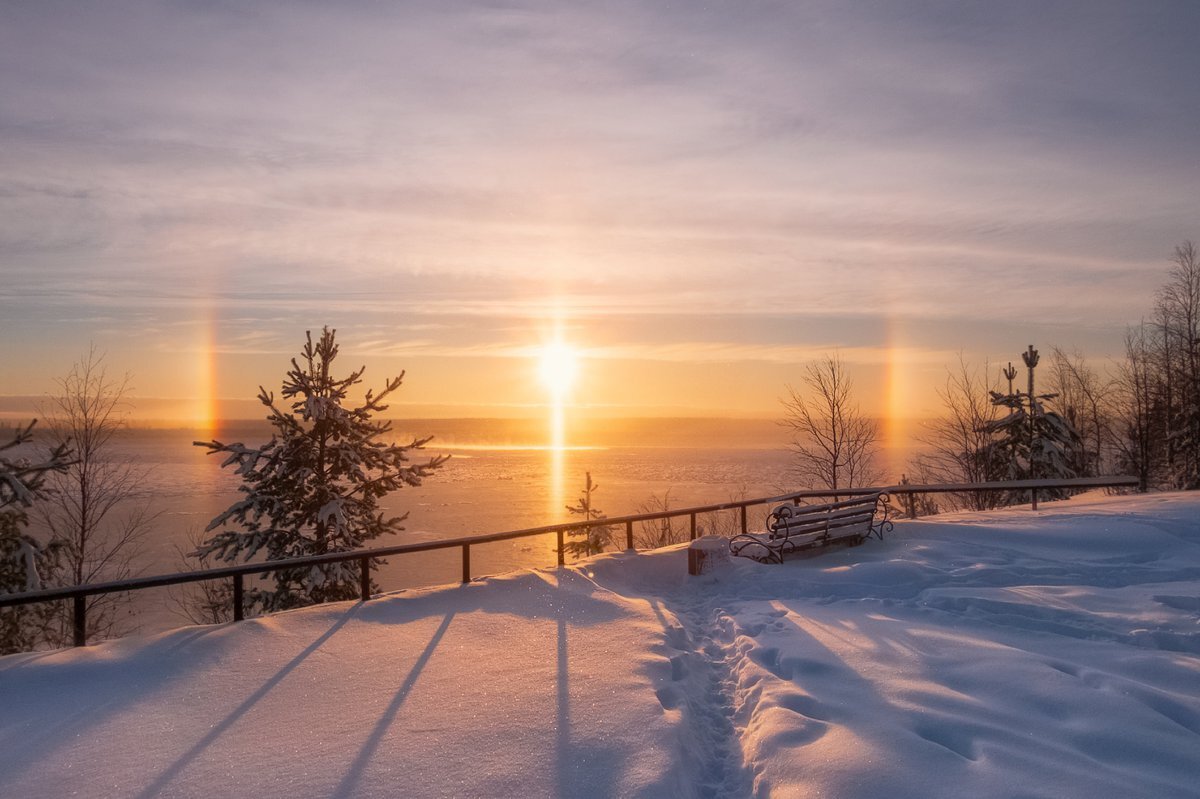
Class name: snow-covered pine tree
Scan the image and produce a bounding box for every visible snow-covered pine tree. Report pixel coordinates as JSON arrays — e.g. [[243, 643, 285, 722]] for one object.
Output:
[[564, 472, 615, 557], [982, 386, 1035, 481], [980, 349, 1083, 500], [194, 328, 448, 614], [1, 421, 73, 654]]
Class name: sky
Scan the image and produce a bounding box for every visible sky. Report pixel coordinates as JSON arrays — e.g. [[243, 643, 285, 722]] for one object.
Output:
[[2, 1, 1199, 432]]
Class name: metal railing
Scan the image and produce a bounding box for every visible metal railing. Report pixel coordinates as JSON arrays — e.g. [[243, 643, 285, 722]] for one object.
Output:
[[0, 475, 1139, 647]]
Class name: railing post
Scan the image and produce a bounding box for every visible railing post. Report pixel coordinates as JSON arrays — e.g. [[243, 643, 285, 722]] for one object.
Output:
[[690, 513, 697, 541], [360, 557, 371, 601], [1031, 488, 1038, 511], [73, 595, 86, 647], [557, 530, 565, 566], [233, 573, 244, 622], [462, 543, 471, 584], [740, 505, 748, 534], [625, 520, 633, 550]]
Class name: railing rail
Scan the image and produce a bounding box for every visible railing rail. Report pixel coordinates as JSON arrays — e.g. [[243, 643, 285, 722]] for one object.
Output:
[[0, 475, 1140, 646]]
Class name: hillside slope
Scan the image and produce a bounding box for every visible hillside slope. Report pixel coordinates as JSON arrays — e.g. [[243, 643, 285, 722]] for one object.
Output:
[[3, 492, 1199, 798]]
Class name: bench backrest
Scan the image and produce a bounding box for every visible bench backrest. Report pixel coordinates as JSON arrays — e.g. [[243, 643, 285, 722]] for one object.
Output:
[[768, 494, 880, 541]]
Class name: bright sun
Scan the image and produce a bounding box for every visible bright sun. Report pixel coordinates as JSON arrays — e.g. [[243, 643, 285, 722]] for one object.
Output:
[[538, 341, 579, 399]]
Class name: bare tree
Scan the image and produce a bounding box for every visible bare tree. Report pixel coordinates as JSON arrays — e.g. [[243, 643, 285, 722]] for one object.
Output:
[[1153, 299, 1178, 478], [1047, 347, 1112, 477], [35, 348, 155, 645], [680, 485, 755, 539], [895, 474, 941, 518], [1154, 241, 1200, 487], [168, 527, 234, 626], [781, 354, 881, 490], [909, 357, 1006, 511], [1113, 324, 1158, 491], [1076, 239, 1200, 492], [634, 489, 685, 549], [1109, 241, 1200, 490]]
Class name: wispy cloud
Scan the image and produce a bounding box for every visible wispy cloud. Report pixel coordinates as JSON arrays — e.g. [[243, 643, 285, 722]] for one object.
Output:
[[1, 1, 1197, 410]]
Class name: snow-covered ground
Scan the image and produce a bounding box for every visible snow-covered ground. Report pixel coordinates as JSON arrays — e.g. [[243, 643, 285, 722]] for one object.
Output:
[[2, 492, 1199, 798]]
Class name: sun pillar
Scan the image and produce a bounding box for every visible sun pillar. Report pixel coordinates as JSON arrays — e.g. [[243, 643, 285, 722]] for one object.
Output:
[[549, 401, 566, 522], [539, 323, 579, 523], [195, 305, 219, 436], [883, 318, 911, 482]]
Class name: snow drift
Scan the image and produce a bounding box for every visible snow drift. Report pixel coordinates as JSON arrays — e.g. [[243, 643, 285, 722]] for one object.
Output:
[[2, 492, 1198, 798]]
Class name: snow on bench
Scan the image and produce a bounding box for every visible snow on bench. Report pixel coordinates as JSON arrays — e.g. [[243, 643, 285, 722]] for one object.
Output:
[[729, 492, 893, 564]]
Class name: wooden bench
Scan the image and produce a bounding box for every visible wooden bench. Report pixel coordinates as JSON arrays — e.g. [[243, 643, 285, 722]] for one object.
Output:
[[729, 493, 893, 564]]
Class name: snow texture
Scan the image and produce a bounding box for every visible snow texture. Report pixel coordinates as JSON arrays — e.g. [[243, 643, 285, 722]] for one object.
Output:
[[2, 492, 1199, 798]]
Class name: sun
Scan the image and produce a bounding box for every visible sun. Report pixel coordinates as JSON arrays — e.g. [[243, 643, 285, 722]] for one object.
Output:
[[538, 341, 579, 399]]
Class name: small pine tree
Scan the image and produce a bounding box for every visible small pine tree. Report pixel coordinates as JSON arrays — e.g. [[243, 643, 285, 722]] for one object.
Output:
[[1, 421, 73, 654], [194, 328, 448, 614], [980, 350, 1083, 499], [564, 472, 615, 557], [984, 392, 1082, 478]]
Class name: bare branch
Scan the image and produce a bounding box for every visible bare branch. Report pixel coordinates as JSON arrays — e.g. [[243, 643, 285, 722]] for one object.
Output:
[[781, 354, 881, 491]]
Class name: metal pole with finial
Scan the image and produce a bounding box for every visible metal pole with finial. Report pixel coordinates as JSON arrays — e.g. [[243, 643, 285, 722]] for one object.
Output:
[[1000, 362, 1020, 492], [1022, 345, 1040, 509]]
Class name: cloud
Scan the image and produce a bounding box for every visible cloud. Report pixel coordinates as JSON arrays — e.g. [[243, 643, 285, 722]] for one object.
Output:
[[1, 0, 1198, 407]]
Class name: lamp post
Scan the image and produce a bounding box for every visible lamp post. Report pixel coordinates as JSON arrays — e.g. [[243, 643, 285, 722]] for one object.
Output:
[[1022, 345, 1040, 509]]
